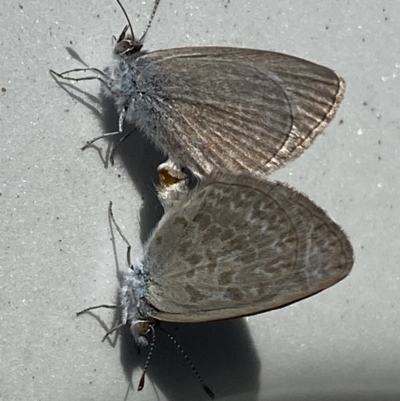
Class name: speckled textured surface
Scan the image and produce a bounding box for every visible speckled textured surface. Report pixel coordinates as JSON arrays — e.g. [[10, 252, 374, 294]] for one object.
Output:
[[1, 1, 399, 400]]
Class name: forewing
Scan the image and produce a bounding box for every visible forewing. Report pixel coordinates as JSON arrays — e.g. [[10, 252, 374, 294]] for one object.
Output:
[[145, 47, 345, 177], [143, 175, 353, 323]]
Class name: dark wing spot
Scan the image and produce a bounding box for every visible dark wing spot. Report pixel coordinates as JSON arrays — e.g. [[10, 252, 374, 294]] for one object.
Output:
[[226, 287, 243, 301], [218, 270, 234, 285], [185, 284, 206, 303]]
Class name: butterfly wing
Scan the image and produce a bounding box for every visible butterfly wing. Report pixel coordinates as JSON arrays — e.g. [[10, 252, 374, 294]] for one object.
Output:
[[142, 175, 353, 323], [144, 47, 345, 177]]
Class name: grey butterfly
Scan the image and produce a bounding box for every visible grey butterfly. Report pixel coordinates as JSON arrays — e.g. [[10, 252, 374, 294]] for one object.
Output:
[[117, 172, 353, 345], [51, 0, 345, 178]]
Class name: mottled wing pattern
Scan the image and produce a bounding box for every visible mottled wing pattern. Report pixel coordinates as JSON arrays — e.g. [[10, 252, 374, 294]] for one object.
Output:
[[145, 47, 345, 177], [143, 175, 353, 323]]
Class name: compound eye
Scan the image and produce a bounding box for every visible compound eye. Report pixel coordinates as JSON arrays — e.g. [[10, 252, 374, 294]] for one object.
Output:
[[134, 321, 150, 335]]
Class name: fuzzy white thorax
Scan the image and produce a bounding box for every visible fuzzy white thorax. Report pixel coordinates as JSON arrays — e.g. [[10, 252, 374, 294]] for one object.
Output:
[[119, 263, 152, 347]]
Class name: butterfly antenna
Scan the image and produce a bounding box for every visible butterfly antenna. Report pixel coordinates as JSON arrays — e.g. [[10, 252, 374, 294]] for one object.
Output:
[[115, 0, 136, 43], [138, 325, 156, 391], [108, 201, 132, 266], [115, 0, 161, 45], [139, 0, 162, 43], [159, 327, 215, 399]]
